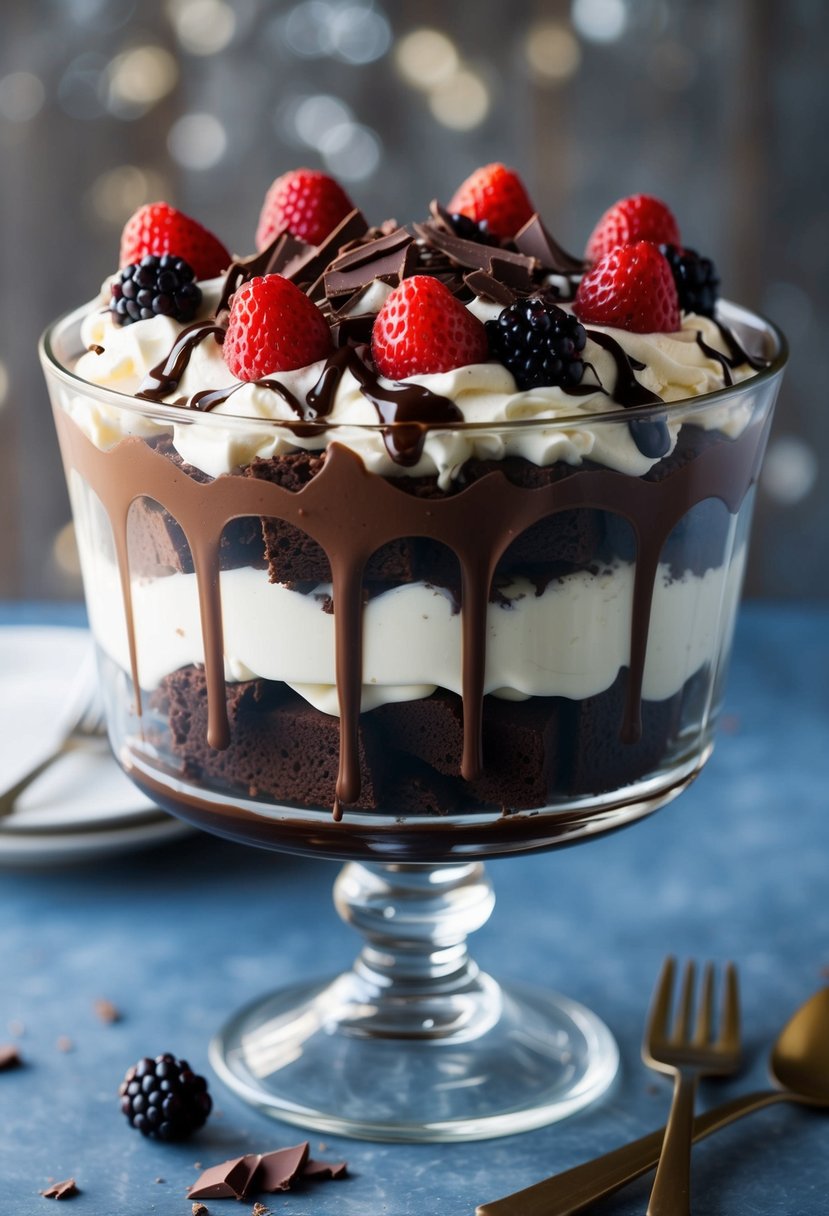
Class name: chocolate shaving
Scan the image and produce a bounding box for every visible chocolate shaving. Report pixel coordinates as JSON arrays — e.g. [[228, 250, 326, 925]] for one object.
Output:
[[40, 1179, 78, 1200], [324, 226, 415, 297], [412, 221, 537, 291], [303, 1158, 348, 1180], [0, 1044, 22, 1070], [280, 209, 369, 294], [256, 1142, 310, 1192], [215, 232, 311, 317], [187, 1154, 260, 1200], [513, 213, 585, 275], [463, 270, 516, 306]]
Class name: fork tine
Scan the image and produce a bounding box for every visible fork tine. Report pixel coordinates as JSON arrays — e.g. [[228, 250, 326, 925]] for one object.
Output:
[[673, 959, 696, 1042], [646, 956, 676, 1044], [718, 961, 740, 1049], [693, 961, 715, 1045]]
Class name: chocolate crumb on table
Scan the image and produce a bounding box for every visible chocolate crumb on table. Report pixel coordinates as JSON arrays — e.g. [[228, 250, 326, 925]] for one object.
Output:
[[40, 1178, 79, 1199], [56, 1036, 73, 1053], [0, 1044, 22, 1070], [191, 1204, 209, 1216], [93, 998, 121, 1023], [252, 1205, 270, 1216]]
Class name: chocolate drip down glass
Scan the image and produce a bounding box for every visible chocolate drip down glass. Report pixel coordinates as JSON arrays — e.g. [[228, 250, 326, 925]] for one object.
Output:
[[41, 303, 785, 1141]]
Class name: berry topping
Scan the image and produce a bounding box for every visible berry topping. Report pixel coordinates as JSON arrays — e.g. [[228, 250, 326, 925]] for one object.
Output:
[[447, 163, 535, 241], [119, 202, 230, 281], [256, 168, 355, 250], [486, 297, 587, 390], [573, 240, 681, 333], [371, 275, 489, 379], [660, 244, 720, 317], [446, 212, 500, 246], [223, 274, 333, 381], [110, 254, 202, 327], [585, 194, 680, 264], [119, 1053, 212, 1141]]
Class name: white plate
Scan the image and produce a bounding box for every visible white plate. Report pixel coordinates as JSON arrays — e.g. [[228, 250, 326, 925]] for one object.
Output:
[[0, 626, 191, 863]]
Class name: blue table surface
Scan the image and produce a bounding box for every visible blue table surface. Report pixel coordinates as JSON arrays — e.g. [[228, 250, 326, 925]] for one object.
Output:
[[0, 601, 827, 1215]]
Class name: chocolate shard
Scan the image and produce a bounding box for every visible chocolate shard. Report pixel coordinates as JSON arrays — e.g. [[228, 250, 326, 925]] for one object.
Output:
[[215, 232, 312, 317], [303, 1158, 348, 1180], [324, 226, 414, 298], [40, 1178, 79, 1200], [513, 212, 585, 275], [254, 1141, 310, 1193], [191, 1204, 209, 1216], [280, 209, 370, 291], [412, 221, 537, 291], [187, 1154, 261, 1200], [463, 270, 516, 306]]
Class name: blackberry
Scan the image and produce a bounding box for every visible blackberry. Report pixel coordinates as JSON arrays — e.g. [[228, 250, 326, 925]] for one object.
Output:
[[119, 1053, 212, 1141], [486, 296, 587, 390], [110, 254, 202, 327], [447, 212, 499, 246], [660, 244, 719, 317]]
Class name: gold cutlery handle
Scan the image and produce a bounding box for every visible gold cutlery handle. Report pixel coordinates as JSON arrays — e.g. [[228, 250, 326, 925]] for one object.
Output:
[[476, 1090, 789, 1216]]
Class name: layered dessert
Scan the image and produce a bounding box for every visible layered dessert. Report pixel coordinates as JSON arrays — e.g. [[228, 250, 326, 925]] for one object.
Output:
[[45, 165, 781, 835]]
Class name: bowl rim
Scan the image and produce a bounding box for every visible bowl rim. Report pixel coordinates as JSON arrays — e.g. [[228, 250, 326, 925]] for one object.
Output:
[[39, 297, 788, 436]]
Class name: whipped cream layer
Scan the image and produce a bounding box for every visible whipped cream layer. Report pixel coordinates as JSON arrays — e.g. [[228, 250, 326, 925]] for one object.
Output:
[[73, 284, 756, 485], [76, 510, 746, 714]]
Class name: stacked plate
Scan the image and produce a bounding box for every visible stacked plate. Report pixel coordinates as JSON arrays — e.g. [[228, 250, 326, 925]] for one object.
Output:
[[0, 626, 191, 865]]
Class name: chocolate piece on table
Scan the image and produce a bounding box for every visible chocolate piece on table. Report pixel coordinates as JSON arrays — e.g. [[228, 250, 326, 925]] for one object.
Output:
[[40, 1178, 78, 1200], [191, 1204, 208, 1216], [0, 1044, 22, 1070], [255, 1141, 310, 1192], [93, 998, 121, 1024], [187, 1154, 260, 1200], [303, 1158, 348, 1180]]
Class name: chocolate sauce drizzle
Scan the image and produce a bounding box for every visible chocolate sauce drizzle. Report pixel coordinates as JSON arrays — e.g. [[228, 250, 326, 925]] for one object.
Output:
[[54, 401, 773, 819], [137, 323, 224, 402]]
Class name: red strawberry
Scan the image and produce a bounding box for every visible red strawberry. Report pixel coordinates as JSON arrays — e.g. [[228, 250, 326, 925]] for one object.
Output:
[[119, 202, 230, 280], [585, 194, 680, 263], [447, 163, 534, 241], [223, 274, 333, 381], [256, 168, 355, 250], [573, 241, 681, 333], [371, 275, 489, 379]]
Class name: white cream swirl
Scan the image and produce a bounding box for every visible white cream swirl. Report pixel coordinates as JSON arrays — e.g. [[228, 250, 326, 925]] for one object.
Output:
[[72, 277, 758, 485]]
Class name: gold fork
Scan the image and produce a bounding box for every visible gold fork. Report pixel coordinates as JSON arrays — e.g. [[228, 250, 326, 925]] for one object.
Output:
[[642, 957, 741, 1215]]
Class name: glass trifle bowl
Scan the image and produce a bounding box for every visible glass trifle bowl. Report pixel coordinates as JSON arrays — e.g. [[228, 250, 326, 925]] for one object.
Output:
[[41, 298, 784, 1140], [39, 174, 786, 1139]]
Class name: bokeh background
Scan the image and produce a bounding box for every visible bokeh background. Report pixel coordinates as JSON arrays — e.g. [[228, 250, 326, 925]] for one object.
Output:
[[1, 0, 825, 601]]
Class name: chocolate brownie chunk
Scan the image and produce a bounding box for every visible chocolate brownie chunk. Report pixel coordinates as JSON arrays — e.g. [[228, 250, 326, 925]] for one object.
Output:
[[248, 451, 419, 584], [371, 691, 565, 808], [153, 668, 389, 810], [128, 436, 264, 577], [563, 669, 683, 795]]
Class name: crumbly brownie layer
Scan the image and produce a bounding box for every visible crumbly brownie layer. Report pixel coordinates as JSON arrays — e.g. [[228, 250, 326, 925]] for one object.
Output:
[[150, 665, 703, 814], [125, 426, 734, 589]]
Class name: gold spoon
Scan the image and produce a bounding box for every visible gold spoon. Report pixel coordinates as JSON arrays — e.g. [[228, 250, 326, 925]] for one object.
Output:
[[477, 988, 829, 1216]]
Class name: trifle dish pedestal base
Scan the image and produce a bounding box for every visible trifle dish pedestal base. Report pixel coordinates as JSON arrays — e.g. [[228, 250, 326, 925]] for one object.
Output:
[[209, 860, 619, 1141]]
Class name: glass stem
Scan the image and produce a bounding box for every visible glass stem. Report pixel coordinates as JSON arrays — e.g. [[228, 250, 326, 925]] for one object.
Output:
[[332, 861, 501, 1039]]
